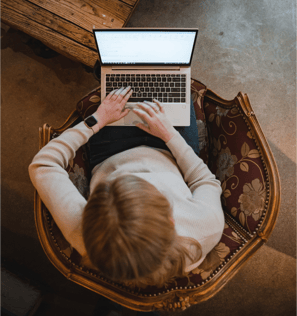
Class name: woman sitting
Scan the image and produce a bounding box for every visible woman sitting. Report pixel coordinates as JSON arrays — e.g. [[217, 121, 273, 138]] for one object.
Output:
[[28, 86, 225, 290]]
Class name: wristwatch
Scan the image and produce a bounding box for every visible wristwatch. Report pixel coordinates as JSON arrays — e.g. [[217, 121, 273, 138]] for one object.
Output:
[[84, 115, 98, 133]]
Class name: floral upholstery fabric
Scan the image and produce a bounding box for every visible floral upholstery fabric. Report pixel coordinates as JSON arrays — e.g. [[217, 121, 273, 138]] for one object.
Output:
[[204, 100, 268, 233], [46, 78, 257, 294]]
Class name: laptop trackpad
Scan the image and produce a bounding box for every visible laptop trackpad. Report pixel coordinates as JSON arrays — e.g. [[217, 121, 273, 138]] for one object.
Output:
[[124, 110, 147, 126]]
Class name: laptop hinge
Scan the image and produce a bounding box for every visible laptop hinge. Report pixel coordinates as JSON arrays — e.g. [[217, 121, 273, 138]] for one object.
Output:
[[111, 66, 180, 70]]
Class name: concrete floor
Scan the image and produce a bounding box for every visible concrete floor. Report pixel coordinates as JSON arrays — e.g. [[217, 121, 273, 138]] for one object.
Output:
[[1, 0, 296, 315]]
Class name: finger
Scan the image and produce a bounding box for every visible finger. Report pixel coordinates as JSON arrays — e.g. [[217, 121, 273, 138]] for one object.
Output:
[[152, 99, 165, 113], [111, 87, 124, 99], [120, 88, 133, 105], [120, 107, 130, 118], [105, 89, 118, 99], [136, 102, 156, 117], [143, 100, 160, 113], [132, 108, 152, 123], [116, 86, 131, 101]]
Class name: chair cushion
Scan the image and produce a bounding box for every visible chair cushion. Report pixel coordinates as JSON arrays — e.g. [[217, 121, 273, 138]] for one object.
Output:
[[203, 99, 268, 233]]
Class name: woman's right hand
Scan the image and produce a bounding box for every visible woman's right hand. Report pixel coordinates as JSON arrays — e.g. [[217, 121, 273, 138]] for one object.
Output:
[[132, 99, 178, 143]]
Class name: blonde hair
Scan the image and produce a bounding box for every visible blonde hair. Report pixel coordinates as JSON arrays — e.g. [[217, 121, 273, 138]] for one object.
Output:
[[82, 174, 202, 288]]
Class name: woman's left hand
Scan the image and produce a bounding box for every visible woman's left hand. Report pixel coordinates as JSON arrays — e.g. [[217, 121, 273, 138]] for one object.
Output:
[[93, 86, 133, 129]]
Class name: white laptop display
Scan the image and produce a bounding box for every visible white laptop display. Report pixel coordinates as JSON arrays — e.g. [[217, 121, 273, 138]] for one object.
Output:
[[93, 28, 198, 126]]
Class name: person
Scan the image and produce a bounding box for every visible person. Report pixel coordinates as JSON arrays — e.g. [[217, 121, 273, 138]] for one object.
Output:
[[29, 85, 225, 316]]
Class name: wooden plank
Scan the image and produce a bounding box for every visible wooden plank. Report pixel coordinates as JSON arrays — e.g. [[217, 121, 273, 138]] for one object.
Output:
[[28, 0, 133, 30], [2, 0, 97, 50], [119, 0, 139, 7], [1, 1, 98, 67], [1, 0, 140, 66]]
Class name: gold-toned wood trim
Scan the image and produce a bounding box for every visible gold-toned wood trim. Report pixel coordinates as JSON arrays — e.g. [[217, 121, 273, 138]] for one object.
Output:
[[51, 110, 81, 136], [204, 88, 237, 108], [34, 192, 71, 275]]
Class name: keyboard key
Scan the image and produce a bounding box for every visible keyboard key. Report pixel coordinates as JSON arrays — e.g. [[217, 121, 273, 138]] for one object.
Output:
[[128, 97, 153, 102], [172, 88, 180, 92], [174, 98, 180, 102], [163, 98, 168, 102], [169, 93, 181, 97], [181, 98, 186, 102]]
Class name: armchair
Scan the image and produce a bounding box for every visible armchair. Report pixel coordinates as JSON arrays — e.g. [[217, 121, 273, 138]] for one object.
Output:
[[34, 78, 280, 313]]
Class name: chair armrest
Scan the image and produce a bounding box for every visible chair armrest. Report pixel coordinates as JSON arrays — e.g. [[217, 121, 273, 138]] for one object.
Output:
[[204, 89, 281, 240]]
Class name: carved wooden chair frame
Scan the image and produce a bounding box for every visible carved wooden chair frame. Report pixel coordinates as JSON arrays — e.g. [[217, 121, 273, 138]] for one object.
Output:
[[34, 86, 281, 314]]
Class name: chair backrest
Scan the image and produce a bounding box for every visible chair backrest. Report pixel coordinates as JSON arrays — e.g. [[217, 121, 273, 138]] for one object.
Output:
[[34, 79, 280, 313]]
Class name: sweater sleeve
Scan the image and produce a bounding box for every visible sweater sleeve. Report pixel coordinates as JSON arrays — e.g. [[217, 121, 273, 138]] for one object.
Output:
[[28, 121, 94, 248], [166, 132, 223, 217]]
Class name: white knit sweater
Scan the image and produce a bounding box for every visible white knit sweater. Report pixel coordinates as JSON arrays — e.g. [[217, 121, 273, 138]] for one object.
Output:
[[29, 121, 225, 272]]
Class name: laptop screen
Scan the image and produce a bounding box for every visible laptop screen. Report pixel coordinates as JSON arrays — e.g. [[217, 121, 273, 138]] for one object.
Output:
[[93, 29, 198, 66]]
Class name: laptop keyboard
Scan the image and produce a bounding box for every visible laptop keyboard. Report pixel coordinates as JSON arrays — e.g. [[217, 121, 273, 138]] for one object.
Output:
[[105, 74, 186, 103]]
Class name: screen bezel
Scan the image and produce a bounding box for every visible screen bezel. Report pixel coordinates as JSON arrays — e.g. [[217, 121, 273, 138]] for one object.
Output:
[[92, 28, 199, 66]]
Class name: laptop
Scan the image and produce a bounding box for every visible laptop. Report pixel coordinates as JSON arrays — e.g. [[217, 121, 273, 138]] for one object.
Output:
[[93, 28, 199, 126]]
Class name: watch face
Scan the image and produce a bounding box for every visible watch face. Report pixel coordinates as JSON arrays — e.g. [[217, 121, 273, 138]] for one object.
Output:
[[85, 115, 97, 127]]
